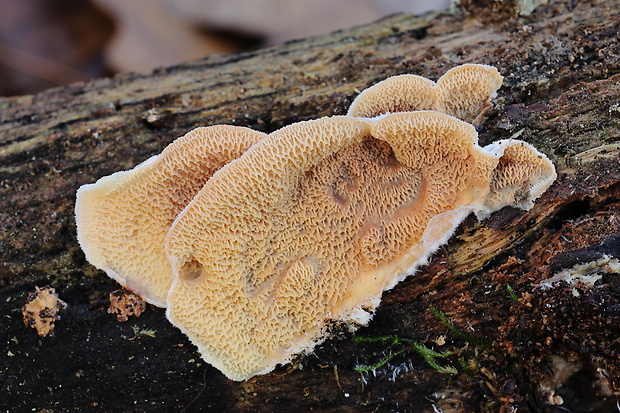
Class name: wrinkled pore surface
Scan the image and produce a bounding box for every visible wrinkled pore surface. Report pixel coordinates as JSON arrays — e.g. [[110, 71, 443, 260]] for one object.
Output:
[[75, 126, 265, 306], [166, 113, 503, 380], [347, 64, 503, 126], [485, 141, 557, 211]]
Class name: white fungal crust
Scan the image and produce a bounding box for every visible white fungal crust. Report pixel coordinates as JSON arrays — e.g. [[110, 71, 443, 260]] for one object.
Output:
[[165, 111, 555, 381], [75, 126, 266, 307], [347, 64, 503, 126]]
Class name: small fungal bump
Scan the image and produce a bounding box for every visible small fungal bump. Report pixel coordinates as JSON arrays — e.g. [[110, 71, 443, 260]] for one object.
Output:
[[108, 289, 147, 322], [145, 108, 162, 124], [21, 286, 68, 337]]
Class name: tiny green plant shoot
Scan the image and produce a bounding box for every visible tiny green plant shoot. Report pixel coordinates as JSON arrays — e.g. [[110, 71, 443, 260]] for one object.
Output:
[[354, 307, 492, 375], [506, 284, 519, 301], [128, 326, 157, 340]]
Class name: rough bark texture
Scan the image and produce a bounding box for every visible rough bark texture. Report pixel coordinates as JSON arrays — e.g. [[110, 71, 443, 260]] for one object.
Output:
[[1, 0, 620, 411]]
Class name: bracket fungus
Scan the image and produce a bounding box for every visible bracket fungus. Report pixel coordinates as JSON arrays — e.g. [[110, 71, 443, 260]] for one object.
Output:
[[75, 126, 266, 306], [75, 64, 556, 381], [347, 64, 503, 126], [165, 112, 556, 381]]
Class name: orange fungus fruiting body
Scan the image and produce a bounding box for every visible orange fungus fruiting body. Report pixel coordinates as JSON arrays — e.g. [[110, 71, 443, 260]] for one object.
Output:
[[165, 112, 555, 381], [75, 64, 556, 381]]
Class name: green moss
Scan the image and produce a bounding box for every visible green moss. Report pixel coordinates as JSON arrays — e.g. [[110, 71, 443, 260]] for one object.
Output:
[[353, 335, 457, 375]]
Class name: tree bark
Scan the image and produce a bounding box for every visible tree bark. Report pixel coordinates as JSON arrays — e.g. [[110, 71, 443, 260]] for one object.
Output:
[[1, 0, 619, 411]]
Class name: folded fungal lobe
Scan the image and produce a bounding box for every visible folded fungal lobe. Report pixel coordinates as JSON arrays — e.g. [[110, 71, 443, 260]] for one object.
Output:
[[347, 64, 503, 126], [75, 126, 266, 306]]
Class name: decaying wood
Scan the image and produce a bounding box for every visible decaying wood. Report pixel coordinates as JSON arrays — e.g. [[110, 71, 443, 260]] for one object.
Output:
[[1, 0, 619, 411]]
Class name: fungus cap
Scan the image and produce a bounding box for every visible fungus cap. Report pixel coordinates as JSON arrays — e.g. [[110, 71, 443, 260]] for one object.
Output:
[[434, 64, 504, 126], [165, 111, 554, 381], [75, 125, 266, 307], [347, 64, 503, 125], [347, 74, 436, 118], [480, 139, 557, 214]]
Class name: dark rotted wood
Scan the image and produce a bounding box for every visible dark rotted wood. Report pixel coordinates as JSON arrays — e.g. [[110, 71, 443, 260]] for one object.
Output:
[[1, 0, 620, 411]]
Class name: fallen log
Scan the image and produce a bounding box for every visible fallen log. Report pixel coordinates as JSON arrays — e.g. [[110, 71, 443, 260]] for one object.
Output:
[[1, 0, 619, 411]]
